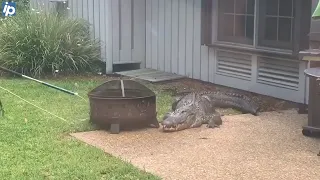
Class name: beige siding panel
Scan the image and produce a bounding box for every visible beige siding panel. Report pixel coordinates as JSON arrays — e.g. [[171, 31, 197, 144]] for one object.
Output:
[[106, 0, 113, 72], [132, 0, 146, 67], [119, 0, 132, 63], [93, 0, 100, 40], [178, 0, 186, 75], [151, 0, 159, 69], [158, 0, 166, 71], [164, 0, 172, 72], [200, 46, 209, 81], [111, 0, 120, 63], [185, 0, 194, 78], [208, 48, 215, 83], [145, 0, 152, 68], [77, 0, 83, 18], [171, 0, 179, 74], [192, 0, 202, 80], [99, 0, 106, 62], [82, 0, 89, 21]]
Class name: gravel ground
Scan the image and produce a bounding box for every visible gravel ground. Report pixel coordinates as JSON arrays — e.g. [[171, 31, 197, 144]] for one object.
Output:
[[71, 110, 320, 180]]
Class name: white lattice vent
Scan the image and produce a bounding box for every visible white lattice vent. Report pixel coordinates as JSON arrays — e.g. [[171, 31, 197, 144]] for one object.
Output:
[[257, 56, 299, 90], [216, 50, 252, 81]]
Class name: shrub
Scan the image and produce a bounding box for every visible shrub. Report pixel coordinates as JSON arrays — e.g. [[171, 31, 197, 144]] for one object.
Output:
[[13, 0, 30, 11], [0, 10, 102, 77]]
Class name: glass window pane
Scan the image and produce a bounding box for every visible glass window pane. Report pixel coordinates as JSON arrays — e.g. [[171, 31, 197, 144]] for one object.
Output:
[[279, 0, 293, 16], [246, 16, 254, 39], [235, 15, 246, 37], [235, 0, 246, 14], [220, 0, 235, 13], [278, 18, 292, 42], [222, 14, 234, 36], [266, 0, 278, 15], [218, 0, 255, 45], [265, 17, 277, 40], [246, 0, 255, 15]]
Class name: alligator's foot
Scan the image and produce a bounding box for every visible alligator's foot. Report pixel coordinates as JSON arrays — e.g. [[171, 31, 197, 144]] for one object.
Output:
[[190, 120, 203, 128], [206, 114, 223, 128], [206, 122, 221, 128], [207, 123, 220, 128]]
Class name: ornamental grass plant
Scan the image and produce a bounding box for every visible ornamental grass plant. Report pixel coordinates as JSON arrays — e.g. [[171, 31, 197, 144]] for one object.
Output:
[[0, 10, 102, 77]]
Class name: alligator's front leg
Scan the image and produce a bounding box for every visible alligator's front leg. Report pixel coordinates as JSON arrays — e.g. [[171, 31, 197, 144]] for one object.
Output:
[[206, 114, 222, 128], [190, 117, 204, 128]]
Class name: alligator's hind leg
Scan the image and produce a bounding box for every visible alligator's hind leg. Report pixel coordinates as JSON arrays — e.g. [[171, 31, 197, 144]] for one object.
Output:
[[206, 113, 223, 128]]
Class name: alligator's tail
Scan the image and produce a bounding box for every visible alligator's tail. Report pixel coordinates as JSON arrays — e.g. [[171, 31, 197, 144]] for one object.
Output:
[[204, 93, 260, 115]]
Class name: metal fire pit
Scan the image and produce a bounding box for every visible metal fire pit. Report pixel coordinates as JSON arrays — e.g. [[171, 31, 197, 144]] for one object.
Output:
[[88, 79, 159, 134]]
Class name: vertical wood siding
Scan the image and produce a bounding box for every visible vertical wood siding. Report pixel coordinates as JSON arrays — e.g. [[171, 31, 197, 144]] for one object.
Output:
[[30, 0, 146, 73], [146, 0, 210, 79]]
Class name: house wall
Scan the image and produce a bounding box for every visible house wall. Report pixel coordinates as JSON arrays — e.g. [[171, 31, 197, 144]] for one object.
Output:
[[145, 0, 308, 104], [30, 0, 309, 104], [30, 0, 146, 73]]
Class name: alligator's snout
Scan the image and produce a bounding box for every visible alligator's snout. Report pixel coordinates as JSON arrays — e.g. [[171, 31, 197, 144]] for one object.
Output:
[[161, 113, 196, 132], [161, 117, 181, 132]]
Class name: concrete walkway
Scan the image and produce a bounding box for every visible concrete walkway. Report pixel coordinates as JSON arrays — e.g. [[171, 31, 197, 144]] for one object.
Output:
[[71, 110, 320, 180]]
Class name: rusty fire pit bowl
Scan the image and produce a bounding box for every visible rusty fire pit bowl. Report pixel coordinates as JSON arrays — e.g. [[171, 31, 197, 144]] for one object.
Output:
[[87, 79, 159, 134]]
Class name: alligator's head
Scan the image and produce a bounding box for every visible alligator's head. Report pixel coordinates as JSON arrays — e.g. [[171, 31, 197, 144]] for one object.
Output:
[[161, 104, 197, 132]]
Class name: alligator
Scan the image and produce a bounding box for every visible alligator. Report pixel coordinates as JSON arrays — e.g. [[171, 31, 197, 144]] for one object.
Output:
[[161, 91, 260, 132], [161, 92, 223, 132]]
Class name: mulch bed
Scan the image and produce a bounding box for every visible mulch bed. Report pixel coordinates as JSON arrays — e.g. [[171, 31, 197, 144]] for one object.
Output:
[[150, 78, 299, 113]]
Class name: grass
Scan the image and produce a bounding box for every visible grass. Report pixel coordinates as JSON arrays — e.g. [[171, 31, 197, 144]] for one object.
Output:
[[0, 75, 173, 180]]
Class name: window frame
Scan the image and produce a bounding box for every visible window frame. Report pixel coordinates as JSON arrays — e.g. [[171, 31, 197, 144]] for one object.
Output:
[[257, 0, 296, 50], [206, 0, 312, 56], [216, 0, 255, 45]]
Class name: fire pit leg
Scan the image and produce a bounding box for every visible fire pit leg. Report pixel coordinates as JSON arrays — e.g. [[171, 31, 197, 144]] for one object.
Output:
[[110, 123, 120, 134]]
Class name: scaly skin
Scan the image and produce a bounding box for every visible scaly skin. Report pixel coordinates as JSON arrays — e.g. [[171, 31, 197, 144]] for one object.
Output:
[[161, 91, 259, 132], [173, 91, 259, 115]]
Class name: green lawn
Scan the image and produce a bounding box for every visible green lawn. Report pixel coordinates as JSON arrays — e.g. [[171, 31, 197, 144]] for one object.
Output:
[[0, 76, 172, 180]]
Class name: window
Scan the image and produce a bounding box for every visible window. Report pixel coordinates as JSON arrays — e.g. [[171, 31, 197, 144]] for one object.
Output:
[[258, 0, 295, 49], [213, 0, 312, 54], [218, 0, 255, 45]]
